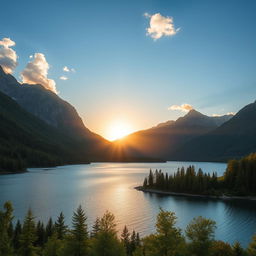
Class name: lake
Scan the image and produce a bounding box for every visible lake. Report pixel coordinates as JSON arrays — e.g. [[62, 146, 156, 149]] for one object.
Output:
[[0, 161, 256, 247]]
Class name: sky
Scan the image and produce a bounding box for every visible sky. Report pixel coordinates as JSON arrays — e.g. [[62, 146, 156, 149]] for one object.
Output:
[[1, 0, 256, 140]]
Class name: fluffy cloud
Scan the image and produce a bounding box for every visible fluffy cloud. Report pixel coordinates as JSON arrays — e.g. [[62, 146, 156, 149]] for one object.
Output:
[[63, 66, 70, 72], [63, 66, 75, 72], [0, 37, 18, 73], [21, 53, 56, 93], [59, 76, 68, 80], [168, 104, 193, 112], [144, 13, 180, 40], [212, 112, 235, 117]]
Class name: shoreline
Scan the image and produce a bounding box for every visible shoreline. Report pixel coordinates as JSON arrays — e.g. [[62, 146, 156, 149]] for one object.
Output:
[[0, 170, 28, 175], [135, 186, 256, 201]]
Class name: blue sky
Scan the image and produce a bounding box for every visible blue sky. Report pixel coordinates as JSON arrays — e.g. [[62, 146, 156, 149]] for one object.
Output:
[[1, 0, 256, 139]]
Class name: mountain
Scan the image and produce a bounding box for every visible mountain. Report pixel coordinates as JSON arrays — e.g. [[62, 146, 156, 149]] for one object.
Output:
[[115, 110, 233, 160], [173, 101, 256, 161], [0, 65, 111, 161], [0, 66, 102, 139], [0, 90, 94, 173]]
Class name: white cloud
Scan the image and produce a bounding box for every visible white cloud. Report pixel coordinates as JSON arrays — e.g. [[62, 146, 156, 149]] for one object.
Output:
[[144, 13, 180, 40], [63, 66, 75, 73], [168, 104, 193, 112], [59, 76, 68, 80], [63, 66, 70, 72], [21, 53, 57, 93], [212, 112, 235, 117], [0, 37, 18, 73]]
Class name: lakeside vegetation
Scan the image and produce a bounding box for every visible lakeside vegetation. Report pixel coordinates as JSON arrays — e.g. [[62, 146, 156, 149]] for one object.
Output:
[[1, 201, 256, 256], [141, 153, 256, 196]]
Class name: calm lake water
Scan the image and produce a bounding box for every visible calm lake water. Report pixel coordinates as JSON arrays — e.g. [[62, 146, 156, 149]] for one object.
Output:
[[1, 162, 256, 247]]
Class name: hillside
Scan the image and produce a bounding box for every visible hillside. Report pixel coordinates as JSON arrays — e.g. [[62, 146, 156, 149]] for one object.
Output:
[[0, 91, 93, 173], [115, 110, 232, 160], [173, 101, 256, 161]]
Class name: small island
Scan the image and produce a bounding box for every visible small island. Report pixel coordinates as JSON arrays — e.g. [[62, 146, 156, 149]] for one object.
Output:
[[136, 153, 256, 200]]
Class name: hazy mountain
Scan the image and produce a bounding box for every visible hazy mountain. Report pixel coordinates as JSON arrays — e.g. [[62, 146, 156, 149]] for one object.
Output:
[[173, 101, 256, 161], [0, 90, 94, 172], [0, 65, 112, 161], [0, 66, 106, 140], [115, 109, 233, 160]]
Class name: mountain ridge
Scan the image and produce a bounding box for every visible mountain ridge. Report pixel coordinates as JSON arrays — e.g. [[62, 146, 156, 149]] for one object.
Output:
[[114, 109, 233, 160]]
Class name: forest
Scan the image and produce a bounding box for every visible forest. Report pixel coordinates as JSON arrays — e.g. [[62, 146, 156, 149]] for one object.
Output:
[[142, 153, 256, 196], [0, 201, 255, 256]]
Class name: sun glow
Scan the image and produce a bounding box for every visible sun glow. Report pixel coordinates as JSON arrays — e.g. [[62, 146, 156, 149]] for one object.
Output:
[[106, 121, 133, 141]]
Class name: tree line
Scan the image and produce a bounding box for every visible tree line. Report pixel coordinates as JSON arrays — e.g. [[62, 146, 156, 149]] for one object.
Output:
[[142, 153, 256, 196], [0, 201, 255, 256]]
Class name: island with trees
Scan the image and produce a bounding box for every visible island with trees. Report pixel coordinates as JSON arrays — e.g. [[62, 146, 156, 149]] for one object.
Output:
[[137, 153, 256, 199], [0, 201, 255, 256]]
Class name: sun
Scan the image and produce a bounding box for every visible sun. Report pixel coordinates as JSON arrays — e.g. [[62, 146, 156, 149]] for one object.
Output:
[[106, 121, 133, 141]]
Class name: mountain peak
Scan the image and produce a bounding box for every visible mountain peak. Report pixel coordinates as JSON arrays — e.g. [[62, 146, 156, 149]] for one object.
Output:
[[184, 109, 206, 119]]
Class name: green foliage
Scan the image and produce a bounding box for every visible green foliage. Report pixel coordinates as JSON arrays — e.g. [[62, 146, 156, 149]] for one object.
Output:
[[143, 153, 256, 196], [186, 216, 216, 256], [63, 205, 89, 256], [143, 167, 220, 195], [0, 91, 91, 173], [0, 201, 14, 256], [210, 240, 233, 256], [141, 209, 185, 256], [55, 212, 67, 240], [90, 211, 125, 256], [224, 153, 256, 194], [233, 241, 246, 256], [247, 234, 256, 256], [0, 201, 255, 256], [43, 233, 63, 256], [19, 209, 38, 256]]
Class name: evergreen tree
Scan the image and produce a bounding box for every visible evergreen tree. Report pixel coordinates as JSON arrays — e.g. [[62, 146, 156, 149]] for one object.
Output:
[[13, 220, 22, 250], [43, 233, 63, 256], [19, 209, 38, 256], [69, 205, 88, 256], [35, 221, 45, 247], [121, 225, 130, 255], [0, 201, 14, 256], [91, 217, 100, 238], [233, 241, 245, 256], [148, 169, 154, 187], [46, 217, 54, 240], [247, 234, 256, 256], [55, 212, 67, 240]]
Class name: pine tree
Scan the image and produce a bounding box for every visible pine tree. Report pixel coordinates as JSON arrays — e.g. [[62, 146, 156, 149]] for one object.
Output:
[[121, 225, 130, 255], [130, 230, 137, 254], [55, 212, 67, 240], [148, 169, 154, 187], [70, 205, 88, 256], [0, 201, 14, 256], [46, 217, 54, 240], [13, 220, 22, 250], [232, 241, 245, 256], [91, 217, 100, 238], [19, 209, 38, 256], [35, 221, 45, 246], [247, 234, 256, 256]]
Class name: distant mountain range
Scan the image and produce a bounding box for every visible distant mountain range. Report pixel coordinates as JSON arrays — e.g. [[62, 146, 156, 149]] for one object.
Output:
[[114, 109, 233, 160], [0, 64, 256, 171], [172, 101, 256, 161]]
